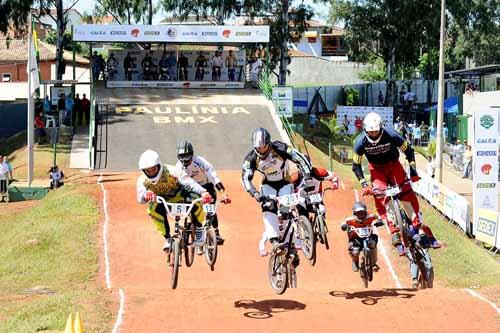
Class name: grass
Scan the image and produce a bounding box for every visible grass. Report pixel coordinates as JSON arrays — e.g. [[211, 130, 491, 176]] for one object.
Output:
[[0, 186, 112, 332], [420, 203, 500, 288], [290, 127, 500, 289]]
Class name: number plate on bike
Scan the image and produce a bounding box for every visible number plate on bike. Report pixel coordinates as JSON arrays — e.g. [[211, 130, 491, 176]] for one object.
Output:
[[309, 193, 322, 203], [203, 204, 216, 214], [277, 193, 300, 206], [166, 203, 189, 216], [385, 186, 400, 197], [356, 227, 372, 238]]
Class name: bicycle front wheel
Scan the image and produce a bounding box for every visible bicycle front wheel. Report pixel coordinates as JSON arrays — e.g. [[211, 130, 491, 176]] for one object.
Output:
[[297, 216, 316, 263], [204, 228, 218, 270], [268, 253, 288, 295], [316, 214, 329, 250], [184, 223, 195, 267], [170, 238, 180, 289]]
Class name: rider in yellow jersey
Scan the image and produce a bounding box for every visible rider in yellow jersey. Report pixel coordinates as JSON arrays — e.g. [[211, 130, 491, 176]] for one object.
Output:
[[136, 150, 213, 252]]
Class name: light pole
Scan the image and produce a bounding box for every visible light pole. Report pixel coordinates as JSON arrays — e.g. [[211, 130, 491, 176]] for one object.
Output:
[[435, 0, 446, 182]]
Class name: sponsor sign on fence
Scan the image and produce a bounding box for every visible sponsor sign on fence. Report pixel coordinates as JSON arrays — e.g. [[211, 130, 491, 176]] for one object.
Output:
[[476, 209, 498, 247], [413, 170, 470, 233], [272, 86, 293, 118], [73, 25, 270, 43], [106, 80, 245, 89], [472, 106, 499, 236]]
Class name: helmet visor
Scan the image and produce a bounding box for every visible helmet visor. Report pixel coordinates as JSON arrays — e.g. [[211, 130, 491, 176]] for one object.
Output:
[[255, 144, 270, 156], [178, 153, 193, 164], [354, 210, 367, 221], [143, 165, 160, 178]]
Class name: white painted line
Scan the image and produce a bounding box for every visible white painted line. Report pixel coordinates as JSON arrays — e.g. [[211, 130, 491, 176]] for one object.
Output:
[[98, 173, 112, 289], [463, 289, 500, 315], [112, 288, 126, 333], [340, 181, 346, 191], [352, 189, 401, 288]]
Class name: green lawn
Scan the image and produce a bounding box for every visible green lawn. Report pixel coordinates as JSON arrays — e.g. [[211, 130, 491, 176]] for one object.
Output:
[[0, 186, 112, 332]]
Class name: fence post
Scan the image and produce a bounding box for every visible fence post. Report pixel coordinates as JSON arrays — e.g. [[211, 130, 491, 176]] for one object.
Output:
[[329, 142, 333, 170]]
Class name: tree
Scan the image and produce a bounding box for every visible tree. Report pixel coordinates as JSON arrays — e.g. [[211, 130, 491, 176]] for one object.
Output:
[[160, 0, 313, 85], [0, 0, 83, 81], [330, 0, 441, 106], [94, 0, 155, 25]]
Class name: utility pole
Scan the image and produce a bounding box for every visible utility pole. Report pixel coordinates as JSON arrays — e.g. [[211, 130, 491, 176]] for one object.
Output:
[[278, 0, 289, 86], [435, 0, 446, 182]]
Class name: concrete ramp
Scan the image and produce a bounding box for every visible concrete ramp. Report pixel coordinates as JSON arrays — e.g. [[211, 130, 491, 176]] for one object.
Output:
[[95, 88, 286, 171]]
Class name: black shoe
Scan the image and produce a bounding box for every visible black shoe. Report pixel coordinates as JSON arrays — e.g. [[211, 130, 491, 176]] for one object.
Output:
[[291, 251, 300, 267], [372, 264, 380, 272], [215, 229, 224, 245]]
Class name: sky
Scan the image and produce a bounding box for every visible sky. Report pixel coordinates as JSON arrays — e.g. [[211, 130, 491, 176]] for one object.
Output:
[[72, 0, 331, 24]]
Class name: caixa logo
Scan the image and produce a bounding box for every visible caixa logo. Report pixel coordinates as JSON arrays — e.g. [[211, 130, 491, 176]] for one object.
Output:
[[476, 138, 497, 144], [131, 29, 140, 37], [481, 164, 493, 175], [477, 151, 497, 156]]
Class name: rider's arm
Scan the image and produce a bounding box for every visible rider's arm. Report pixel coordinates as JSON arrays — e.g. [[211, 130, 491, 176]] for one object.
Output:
[[196, 156, 221, 186], [273, 141, 312, 177], [392, 132, 416, 168], [312, 167, 335, 181], [136, 176, 149, 204], [241, 151, 258, 196], [352, 137, 367, 186], [169, 165, 206, 195]]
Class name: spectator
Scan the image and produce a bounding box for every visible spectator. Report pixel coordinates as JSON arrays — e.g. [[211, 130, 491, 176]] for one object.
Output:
[[429, 124, 436, 140], [124, 52, 134, 81], [57, 93, 66, 127], [426, 155, 435, 178], [462, 145, 472, 178], [342, 114, 350, 134], [442, 122, 448, 143], [73, 93, 81, 127], [309, 112, 317, 128], [91, 51, 100, 81], [64, 93, 74, 126], [166, 52, 177, 81], [98, 54, 106, 80], [81, 93, 90, 126], [354, 116, 363, 134], [0, 156, 10, 201], [49, 165, 65, 190], [178, 53, 189, 81], [399, 86, 406, 105], [378, 90, 384, 106], [226, 50, 237, 81], [43, 95, 51, 114], [340, 147, 348, 164], [413, 123, 422, 146], [34, 111, 47, 143], [211, 51, 223, 81], [2, 156, 13, 181], [195, 52, 207, 81]]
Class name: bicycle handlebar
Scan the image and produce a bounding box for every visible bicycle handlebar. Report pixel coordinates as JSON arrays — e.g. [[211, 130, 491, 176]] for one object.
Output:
[[156, 196, 203, 218]]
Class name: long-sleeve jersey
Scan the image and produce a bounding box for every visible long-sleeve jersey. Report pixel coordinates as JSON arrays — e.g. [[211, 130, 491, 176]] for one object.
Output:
[[176, 156, 221, 186], [344, 214, 377, 239], [241, 141, 312, 196], [352, 128, 415, 183], [136, 164, 205, 204]]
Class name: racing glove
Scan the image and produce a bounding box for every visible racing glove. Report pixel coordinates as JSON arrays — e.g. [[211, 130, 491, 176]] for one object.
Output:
[[331, 174, 340, 190], [201, 191, 213, 204], [253, 191, 264, 202], [144, 190, 156, 202], [360, 181, 372, 196], [409, 166, 420, 183]]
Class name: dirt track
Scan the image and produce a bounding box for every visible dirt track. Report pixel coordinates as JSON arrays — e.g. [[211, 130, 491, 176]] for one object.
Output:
[[98, 171, 499, 333]]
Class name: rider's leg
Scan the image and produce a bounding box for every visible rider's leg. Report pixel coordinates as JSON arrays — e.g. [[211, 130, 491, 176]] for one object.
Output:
[[147, 202, 171, 251], [348, 238, 361, 272], [369, 164, 397, 234], [278, 184, 302, 250], [202, 183, 224, 244], [260, 184, 280, 246], [368, 234, 378, 268]]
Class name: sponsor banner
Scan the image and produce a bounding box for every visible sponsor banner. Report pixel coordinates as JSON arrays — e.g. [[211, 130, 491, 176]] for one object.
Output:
[[473, 106, 499, 235], [336, 106, 394, 135], [108, 49, 246, 82], [73, 24, 270, 43], [476, 209, 498, 247], [106, 80, 245, 89], [272, 86, 293, 118], [413, 169, 470, 232]]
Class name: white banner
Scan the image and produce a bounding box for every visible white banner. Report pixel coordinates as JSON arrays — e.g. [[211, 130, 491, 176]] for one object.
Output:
[[108, 49, 246, 82], [473, 106, 499, 235], [74, 24, 270, 43], [336, 106, 393, 135], [272, 86, 293, 118], [106, 80, 244, 89], [413, 169, 470, 232]]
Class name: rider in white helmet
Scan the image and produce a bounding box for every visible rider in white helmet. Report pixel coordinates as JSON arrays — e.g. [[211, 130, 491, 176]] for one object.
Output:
[[137, 149, 213, 252], [352, 112, 440, 256]]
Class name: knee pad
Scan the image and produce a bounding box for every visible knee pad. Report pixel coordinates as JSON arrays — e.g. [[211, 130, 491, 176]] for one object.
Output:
[[349, 245, 360, 256]]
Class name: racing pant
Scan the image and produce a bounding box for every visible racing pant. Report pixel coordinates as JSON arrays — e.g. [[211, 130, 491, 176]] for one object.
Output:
[[349, 235, 378, 266], [369, 160, 435, 240], [260, 180, 294, 241], [147, 190, 205, 239], [0, 179, 8, 194], [202, 182, 219, 229]]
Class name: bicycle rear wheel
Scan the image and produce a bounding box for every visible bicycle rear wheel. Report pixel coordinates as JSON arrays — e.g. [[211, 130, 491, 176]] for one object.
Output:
[[297, 216, 316, 263], [268, 253, 288, 295], [170, 238, 180, 289], [316, 214, 329, 250], [417, 248, 433, 288], [204, 227, 218, 270], [184, 223, 195, 267]]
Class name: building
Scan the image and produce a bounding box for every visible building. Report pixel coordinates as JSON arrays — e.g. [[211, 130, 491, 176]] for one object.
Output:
[[37, 8, 83, 30], [0, 39, 90, 101], [293, 20, 347, 61]]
